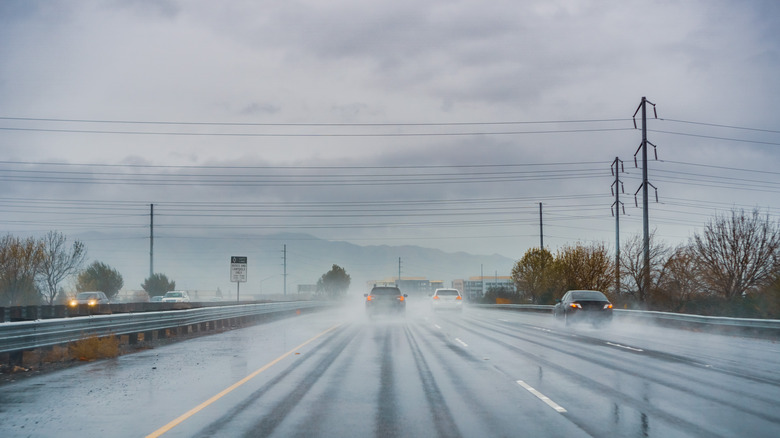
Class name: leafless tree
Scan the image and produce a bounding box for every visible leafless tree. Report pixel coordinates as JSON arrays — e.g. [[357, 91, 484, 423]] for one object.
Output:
[[691, 208, 780, 299], [38, 231, 87, 305], [655, 244, 709, 311], [620, 231, 670, 303]]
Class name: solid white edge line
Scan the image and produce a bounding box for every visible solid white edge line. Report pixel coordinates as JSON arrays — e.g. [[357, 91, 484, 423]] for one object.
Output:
[[516, 380, 567, 413], [455, 338, 468, 347]]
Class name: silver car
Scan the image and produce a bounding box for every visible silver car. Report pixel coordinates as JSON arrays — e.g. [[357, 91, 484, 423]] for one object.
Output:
[[68, 291, 110, 307]]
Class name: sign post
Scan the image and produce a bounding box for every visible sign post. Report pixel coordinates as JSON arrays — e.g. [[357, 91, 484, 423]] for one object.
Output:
[[230, 256, 247, 301]]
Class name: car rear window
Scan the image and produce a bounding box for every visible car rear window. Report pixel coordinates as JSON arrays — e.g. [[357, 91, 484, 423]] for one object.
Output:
[[371, 288, 401, 296], [436, 290, 460, 296], [571, 291, 608, 301]]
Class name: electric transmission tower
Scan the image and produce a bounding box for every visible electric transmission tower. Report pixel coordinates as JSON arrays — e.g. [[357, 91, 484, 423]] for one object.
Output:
[[611, 157, 626, 296], [631, 97, 659, 302]]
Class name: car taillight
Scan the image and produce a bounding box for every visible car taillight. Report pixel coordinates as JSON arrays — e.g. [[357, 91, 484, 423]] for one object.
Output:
[[604, 303, 613, 309], [570, 303, 582, 309]]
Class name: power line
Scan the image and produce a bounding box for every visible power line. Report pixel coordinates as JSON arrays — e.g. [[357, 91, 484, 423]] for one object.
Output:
[[649, 129, 780, 146], [0, 116, 632, 127], [0, 125, 634, 137], [0, 159, 608, 170], [659, 118, 780, 134]]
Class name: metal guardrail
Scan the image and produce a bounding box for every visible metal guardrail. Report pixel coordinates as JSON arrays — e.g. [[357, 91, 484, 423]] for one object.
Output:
[[0, 301, 331, 355], [474, 304, 780, 335], [613, 308, 780, 330]]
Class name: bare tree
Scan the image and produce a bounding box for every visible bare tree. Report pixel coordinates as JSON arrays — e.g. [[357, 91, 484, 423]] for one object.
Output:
[[0, 234, 44, 306], [692, 208, 780, 299], [38, 231, 87, 305], [620, 231, 670, 303], [655, 244, 709, 311]]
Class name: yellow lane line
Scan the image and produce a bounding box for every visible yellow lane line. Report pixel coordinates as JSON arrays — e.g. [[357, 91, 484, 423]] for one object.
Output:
[[146, 323, 342, 438]]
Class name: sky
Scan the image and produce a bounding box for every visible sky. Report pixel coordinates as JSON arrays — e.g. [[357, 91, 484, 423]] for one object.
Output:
[[1, 0, 779, 292]]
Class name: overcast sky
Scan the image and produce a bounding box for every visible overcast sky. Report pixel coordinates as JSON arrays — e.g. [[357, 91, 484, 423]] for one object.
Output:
[[1, 0, 779, 291]]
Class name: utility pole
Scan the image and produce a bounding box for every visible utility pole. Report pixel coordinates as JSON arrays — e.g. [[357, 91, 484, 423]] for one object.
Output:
[[611, 158, 625, 296], [632, 97, 658, 301], [480, 264, 484, 297], [539, 202, 544, 249], [149, 204, 154, 278], [283, 244, 287, 296]]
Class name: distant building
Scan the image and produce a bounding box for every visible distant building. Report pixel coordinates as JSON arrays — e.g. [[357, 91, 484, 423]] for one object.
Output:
[[366, 277, 433, 296], [451, 279, 465, 296], [456, 276, 515, 301]]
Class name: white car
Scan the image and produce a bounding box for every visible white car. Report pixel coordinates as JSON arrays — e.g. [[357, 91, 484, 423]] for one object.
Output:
[[161, 291, 191, 303], [431, 288, 463, 312]]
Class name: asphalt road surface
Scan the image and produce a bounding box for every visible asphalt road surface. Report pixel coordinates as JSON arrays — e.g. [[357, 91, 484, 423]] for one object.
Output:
[[1, 301, 778, 437]]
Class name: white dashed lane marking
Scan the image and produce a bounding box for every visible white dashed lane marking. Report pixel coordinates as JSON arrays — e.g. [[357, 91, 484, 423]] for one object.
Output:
[[606, 342, 644, 352], [516, 380, 567, 413]]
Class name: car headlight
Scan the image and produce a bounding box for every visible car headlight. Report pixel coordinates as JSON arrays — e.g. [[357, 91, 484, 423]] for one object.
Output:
[[88, 300, 97, 306], [69, 300, 77, 307]]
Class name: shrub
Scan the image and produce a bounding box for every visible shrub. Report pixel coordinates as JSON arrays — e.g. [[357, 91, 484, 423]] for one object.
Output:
[[69, 334, 120, 361]]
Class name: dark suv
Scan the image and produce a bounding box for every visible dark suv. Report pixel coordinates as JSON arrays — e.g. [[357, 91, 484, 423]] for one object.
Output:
[[364, 286, 407, 317]]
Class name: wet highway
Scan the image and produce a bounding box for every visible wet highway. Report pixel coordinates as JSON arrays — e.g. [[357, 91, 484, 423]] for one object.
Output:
[[1, 301, 779, 437]]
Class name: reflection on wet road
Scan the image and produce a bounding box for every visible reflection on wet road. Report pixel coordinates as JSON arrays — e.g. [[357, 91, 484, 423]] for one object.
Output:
[[1, 302, 778, 437]]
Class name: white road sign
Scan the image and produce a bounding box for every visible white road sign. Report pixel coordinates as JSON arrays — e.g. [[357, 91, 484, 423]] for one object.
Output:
[[230, 256, 247, 283]]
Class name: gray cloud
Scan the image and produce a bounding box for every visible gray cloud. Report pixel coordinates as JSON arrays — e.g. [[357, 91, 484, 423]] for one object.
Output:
[[0, 0, 778, 288]]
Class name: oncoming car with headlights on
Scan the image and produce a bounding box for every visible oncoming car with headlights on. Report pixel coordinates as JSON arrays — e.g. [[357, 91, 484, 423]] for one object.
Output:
[[553, 290, 613, 327], [364, 285, 407, 318], [68, 291, 110, 307]]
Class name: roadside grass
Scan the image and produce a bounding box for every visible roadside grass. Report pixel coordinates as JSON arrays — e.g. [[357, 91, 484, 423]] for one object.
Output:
[[68, 335, 120, 361]]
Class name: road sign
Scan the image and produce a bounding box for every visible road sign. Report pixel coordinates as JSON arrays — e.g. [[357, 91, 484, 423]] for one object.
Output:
[[230, 256, 247, 283]]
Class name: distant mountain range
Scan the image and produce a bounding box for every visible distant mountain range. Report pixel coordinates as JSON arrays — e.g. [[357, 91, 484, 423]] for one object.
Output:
[[75, 232, 517, 298]]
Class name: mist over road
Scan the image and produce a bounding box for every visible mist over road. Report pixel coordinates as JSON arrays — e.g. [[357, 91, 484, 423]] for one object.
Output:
[[1, 302, 778, 437]]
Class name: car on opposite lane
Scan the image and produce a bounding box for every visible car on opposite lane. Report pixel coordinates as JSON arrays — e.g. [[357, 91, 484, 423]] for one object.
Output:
[[68, 291, 110, 307], [364, 285, 407, 317], [161, 291, 191, 303], [431, 288, 463, 312], [553, 290, 613, 327]]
